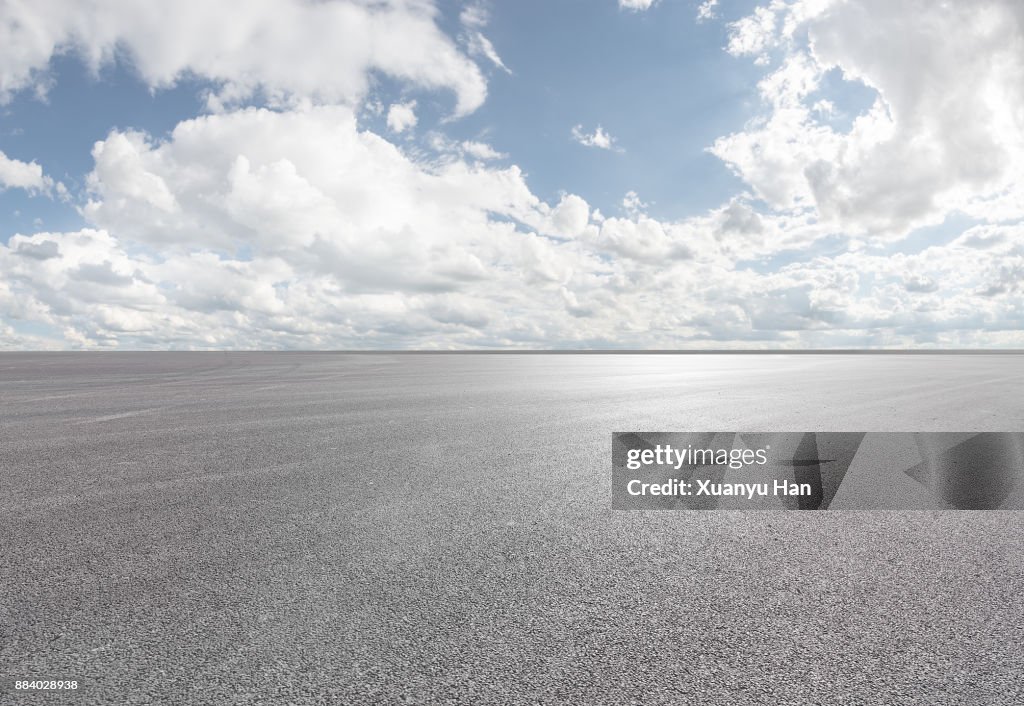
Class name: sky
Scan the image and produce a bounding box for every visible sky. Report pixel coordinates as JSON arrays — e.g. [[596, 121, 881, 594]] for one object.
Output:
[[1, 0, 1023, 349]]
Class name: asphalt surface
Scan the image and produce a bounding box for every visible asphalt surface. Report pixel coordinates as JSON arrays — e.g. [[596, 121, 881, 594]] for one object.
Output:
[[1, 352, 1022, 705]]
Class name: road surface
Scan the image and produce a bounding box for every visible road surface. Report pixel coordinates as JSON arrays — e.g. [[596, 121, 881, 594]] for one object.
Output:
[[2, 353, 1022, 704]]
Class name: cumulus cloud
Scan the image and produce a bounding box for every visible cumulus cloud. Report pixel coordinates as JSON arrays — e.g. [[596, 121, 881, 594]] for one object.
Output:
[[546, 195, 591, 239], [14, 239, 61, 260], [6, 204, 1024, 348], [589, 216, 696, 263], [386, 101, 418, 133], [713, 0, 1024, 240], [0, 0, 488, 116], [0, 102, 786, 348], [0, 105, 618, 347], [82, 106, 554, 262], [571, 124, 620, 151], [3, 0, 1024, 349], [6, 97, 1024, 349], [0, 150, 53, 193]]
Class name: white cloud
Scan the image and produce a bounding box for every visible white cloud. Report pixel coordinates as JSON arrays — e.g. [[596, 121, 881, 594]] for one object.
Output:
[[460, 4, 511, 74], [464, 32, 511, 74], [0, 150, 53, 193], [0, 105, 612, 347], [459, 141, 506, 161], [424, 133, 507, 161], [7, 184, 1024, 347], [714, 0, 1024, 240], [619, 0, 658, 11], [726, 5, 779, 60], [4, 0, 1024, 349], [622, 190, 648, 215], [696, 0, 719, 22], [0, 103, 780, 348], [0, 0, 488, 116], [571, 124, 620, 151], [547, 194, 591, 239], [386, 101, 418, 133], [6, 98, 1023, 349], [590, 216, 695, 263]]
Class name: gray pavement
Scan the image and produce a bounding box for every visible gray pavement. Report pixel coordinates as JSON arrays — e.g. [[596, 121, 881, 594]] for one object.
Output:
[[1, 353, 1022, 704]]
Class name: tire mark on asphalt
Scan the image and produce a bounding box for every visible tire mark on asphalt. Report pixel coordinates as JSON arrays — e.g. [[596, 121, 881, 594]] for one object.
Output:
[[74, 408, 165, 424]]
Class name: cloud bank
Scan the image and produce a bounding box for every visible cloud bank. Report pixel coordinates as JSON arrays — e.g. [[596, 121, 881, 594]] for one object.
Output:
[[714, 0, 1024, 238], [0, 0, 487, 115], [2, 0, 1024, 349]]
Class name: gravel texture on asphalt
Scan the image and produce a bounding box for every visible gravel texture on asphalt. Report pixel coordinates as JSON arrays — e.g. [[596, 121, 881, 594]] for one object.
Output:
[[1, 352, 1022, 705]]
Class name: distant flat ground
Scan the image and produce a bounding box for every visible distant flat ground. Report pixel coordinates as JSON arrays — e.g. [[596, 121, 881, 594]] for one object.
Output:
[[1, 353, 1022, 705]]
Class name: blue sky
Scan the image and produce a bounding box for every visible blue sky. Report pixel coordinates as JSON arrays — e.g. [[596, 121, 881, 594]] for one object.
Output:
[[429, 0, 762, 218], [2, 0, 766, 229], [1, 0, 1023, 349]]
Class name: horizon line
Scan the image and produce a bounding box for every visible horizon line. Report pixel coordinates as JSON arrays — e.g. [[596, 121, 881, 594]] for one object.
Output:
[[3, 349, 1024, 355]]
